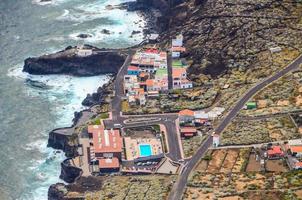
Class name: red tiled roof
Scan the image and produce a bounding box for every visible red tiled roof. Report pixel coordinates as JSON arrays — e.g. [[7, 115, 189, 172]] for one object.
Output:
[[139, 72, 148, 77], [134, 88, 145, 95], [291, 146, 302, 153], [180, 127, 197, 133], [146, 79, 154, 87], [267, 146, 283, 155], [98, 157, 120, 169], [128, 66, 139, 71], [295, 162, 302, 168], [179, 109, 195, 116], [145, 48, 158, 53], [88, 125, 123, 153], [172, 46, 186, 52], [172, 68, 186, 78]]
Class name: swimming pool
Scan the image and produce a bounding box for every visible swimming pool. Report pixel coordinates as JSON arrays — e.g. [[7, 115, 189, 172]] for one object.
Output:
[[139, 144, 152, 157]]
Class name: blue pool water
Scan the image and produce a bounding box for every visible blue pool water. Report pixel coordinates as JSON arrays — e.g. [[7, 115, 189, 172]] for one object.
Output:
[[139, 144, 152, 157]]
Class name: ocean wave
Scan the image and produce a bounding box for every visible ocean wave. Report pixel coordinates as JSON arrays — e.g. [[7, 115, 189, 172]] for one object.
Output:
[[24, 139, 47, 152], [32, 0, 75, 6], [69, 19, 145, 44]]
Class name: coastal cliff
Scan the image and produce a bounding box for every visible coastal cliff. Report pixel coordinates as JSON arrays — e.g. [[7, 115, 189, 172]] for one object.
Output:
[[21, 0, 301, 199], [23, 45, 126, 76], [60, 159, 82, 183]]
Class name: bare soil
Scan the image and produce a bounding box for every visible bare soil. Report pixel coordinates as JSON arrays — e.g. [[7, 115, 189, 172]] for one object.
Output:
[[207, 150, 227, 172], [220, 149, 239, 173], [266, 160, 288, 172], [246, 153, 261, 172]]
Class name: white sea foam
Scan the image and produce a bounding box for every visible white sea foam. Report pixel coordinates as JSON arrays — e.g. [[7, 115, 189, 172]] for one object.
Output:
[[32, 0, 74, 6], [58, 0, 146, 44], [8, 65, 110, 200], [24, 139, 47, 152], [69, 13, 145, 44]]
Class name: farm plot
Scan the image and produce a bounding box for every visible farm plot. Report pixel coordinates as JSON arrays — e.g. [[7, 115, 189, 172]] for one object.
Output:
[[196, 149, 250, 173], [266, 160, 288, 172], [206, 150, 227, 172], [220, 149, 240, 173], [246, 153, 261, 172]]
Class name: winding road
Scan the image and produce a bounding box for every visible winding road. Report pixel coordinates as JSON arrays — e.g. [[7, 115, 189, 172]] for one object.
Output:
[[168, 55, 302, 200], [103, 50, 183, 161]]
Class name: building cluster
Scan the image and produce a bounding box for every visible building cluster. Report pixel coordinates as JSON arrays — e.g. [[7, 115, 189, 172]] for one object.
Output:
[[123, 34, 195, 106], [286, 139, 302, 170], [87, 125, 164, 173], [171, 35, 193, 89], [124, 48, 168, 106], [262, 139, 302, 170], [178, 107, 225, 138]]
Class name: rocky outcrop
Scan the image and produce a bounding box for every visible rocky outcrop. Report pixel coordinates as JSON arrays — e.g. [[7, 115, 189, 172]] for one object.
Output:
[[82, 79, 113, 107], [77, 33, 92, 39], [60, 159, 82, 183], [158, 0, 302, 79], [23, 45, 126, 76], [48, 129, 79, 158], [48, 183, 68, 200]]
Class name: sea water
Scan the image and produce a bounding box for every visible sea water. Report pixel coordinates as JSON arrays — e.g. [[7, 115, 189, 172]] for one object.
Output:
[[0, 0, 145, 199]]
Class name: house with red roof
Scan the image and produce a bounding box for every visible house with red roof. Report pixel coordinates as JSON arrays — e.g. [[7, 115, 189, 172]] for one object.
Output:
[[88, 125, 123, 172], [172, 68, 193, 89], [267, 146, 284, 159], [294, 162, 302, 170], [180, 127, 197, 137], [290, 146, 302, 157], [179, 109, 195, 124]]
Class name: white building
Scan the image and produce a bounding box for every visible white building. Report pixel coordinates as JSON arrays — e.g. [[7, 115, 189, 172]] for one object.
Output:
[[172, 34, 184, 47], [213, 134, 220, 147], [76, 46, 93, 57]]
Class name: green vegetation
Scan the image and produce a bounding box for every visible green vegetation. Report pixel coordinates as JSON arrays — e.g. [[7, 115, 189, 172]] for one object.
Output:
[[152, 124, 160, 133], [155, 68, 168, 77], [203, 155, 212, 161], [121, 100, 130, 112], [182, 135, 207, 158], [172, 60, 183, 67], [221, 116, 299, 145], [100, 113, 109, 119], [124, 86, 218, 115], [72, 175, 176, 200]]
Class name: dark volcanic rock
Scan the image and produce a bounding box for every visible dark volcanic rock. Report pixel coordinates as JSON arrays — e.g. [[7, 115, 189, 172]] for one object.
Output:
[[60, 159, 82, 183], [48, 128, 78, 158], [48, 183, 68, 200], [82, 80, 113, 107], [77, 33, 92, 39], [66, 177, 103, 193], [131, 30, 141, 35], [101, 29, 111, 35], [23, 45, 126, 76]]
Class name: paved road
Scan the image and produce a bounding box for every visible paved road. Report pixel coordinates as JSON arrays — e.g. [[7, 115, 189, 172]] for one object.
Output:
[[122, 116, 182, 161], [102, 50, 183, 162], [169, 136, 213, 199], [168, 55, 302, 200], [167, 52, 173, 90], [111, 50, 135, 120]]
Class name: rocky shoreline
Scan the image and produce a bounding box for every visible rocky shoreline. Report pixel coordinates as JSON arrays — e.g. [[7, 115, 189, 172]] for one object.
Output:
[[20, 1, 181, 199], [23, 45, 126, 76]]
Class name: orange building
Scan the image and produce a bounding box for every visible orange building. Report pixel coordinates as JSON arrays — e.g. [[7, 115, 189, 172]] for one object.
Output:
[[88, 125, 123, 172]]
